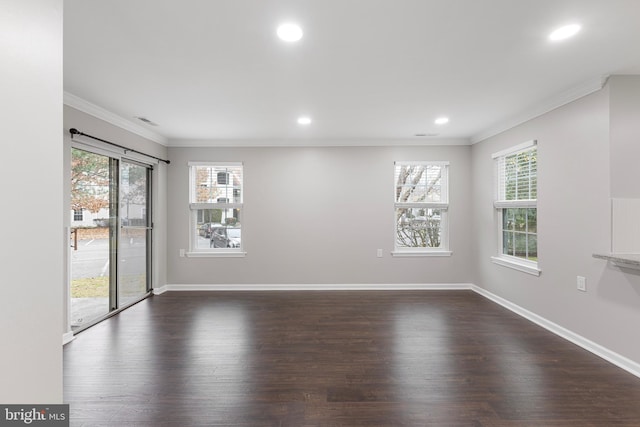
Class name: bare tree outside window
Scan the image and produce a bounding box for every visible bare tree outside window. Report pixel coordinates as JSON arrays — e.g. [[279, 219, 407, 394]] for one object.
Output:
[[120, 162, 149, 226], [394, 162, 448, 250]]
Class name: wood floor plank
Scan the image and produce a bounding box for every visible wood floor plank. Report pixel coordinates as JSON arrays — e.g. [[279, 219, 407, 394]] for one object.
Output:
[[64, 291, 640, 426]]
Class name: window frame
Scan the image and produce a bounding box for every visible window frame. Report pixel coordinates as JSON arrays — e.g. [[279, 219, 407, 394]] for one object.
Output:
[[187, 161, 245, 257], [491, 140, 540, 276], [73, 209, 84, 222], [392, 161, 451, 257]]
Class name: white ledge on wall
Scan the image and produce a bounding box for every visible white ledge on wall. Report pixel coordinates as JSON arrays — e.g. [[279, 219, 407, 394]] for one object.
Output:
[[391, 251, 452, 257], [491, 256, 541, 276], [185, 251, 246, 258], [593, 253, 640, 271]]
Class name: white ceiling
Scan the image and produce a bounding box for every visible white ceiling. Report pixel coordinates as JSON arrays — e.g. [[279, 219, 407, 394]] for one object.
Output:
[[64, 0, 640, 146]]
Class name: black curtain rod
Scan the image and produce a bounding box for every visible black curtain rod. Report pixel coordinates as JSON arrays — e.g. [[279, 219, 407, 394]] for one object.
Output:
[[69, 128, 170, 165]]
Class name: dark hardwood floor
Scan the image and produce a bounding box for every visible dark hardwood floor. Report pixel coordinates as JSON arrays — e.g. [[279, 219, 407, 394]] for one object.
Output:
[[64, 291, 640, 426]]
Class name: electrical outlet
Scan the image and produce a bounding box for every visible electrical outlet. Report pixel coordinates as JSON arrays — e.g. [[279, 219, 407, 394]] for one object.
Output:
[[377, 249, 383, 258], [179, 249, 185, 257], [577, 276, 586, 292]]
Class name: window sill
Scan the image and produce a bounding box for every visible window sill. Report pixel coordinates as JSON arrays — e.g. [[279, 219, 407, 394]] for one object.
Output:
[[186, 251, 246, 258], [491, 256, 540, 276], [392, 250, 452, 257]]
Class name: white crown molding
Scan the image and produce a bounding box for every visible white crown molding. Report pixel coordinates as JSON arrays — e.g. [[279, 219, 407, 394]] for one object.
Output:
[[471, 75, 609, 144], [64, 92, 169, 146], [167, 137, 471, 148]]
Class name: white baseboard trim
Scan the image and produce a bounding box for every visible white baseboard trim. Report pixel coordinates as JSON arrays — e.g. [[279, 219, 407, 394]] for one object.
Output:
[[153, 282, 640, 379], [62, 331, 75, 345], [471, 285, 640, 379], [161, 283, 474, 292], [152, 286, 168, 295]]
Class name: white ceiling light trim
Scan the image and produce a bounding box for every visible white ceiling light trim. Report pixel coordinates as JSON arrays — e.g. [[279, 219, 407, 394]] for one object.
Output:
[[277, 23, 303, 42], [549, 24, 581, 41], [297, 116, 312, 125]]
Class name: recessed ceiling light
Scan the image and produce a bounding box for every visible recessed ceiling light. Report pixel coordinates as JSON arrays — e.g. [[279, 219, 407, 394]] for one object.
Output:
[[277, 23, 303, 42], [434, 117, 449, 125], [297, 116, 311, 125], [549, 24, 581, 41]]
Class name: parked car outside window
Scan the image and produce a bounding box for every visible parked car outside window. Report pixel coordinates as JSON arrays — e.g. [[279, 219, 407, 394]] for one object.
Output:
[[210, 227, 241, 248], [198, 222, 219, 238]]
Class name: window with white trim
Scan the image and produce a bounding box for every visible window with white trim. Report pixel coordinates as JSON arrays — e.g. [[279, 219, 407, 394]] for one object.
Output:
[[393, 161, 450, 255], [492, 141, 539, 275], [188, 162, 244, 256]]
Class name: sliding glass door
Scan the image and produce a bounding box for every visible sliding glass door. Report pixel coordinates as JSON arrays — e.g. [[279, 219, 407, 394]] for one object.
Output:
[[70, 148, 152, 332]]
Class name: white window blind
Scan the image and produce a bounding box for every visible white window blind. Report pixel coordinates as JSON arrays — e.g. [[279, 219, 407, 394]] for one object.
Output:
[[492, 141, 539, 274], [393, 161, 449, 253], [190, 162, 242, 206], [495, 143, 537, 206]]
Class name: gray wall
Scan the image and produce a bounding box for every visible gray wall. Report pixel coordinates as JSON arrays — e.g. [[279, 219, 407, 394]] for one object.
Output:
[[63, 106, 169, 332], [167, 145, 473, 285], [0, 0, 63, 403], [472, 82, 640, 364]]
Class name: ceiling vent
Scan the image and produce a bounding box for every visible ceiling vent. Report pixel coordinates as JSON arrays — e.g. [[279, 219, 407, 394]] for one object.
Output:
[[135, 116, 159, 126]]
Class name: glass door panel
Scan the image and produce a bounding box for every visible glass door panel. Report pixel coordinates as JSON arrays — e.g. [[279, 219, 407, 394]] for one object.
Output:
[[119, 161, 151, 307], [70, 148, 116, 331]]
